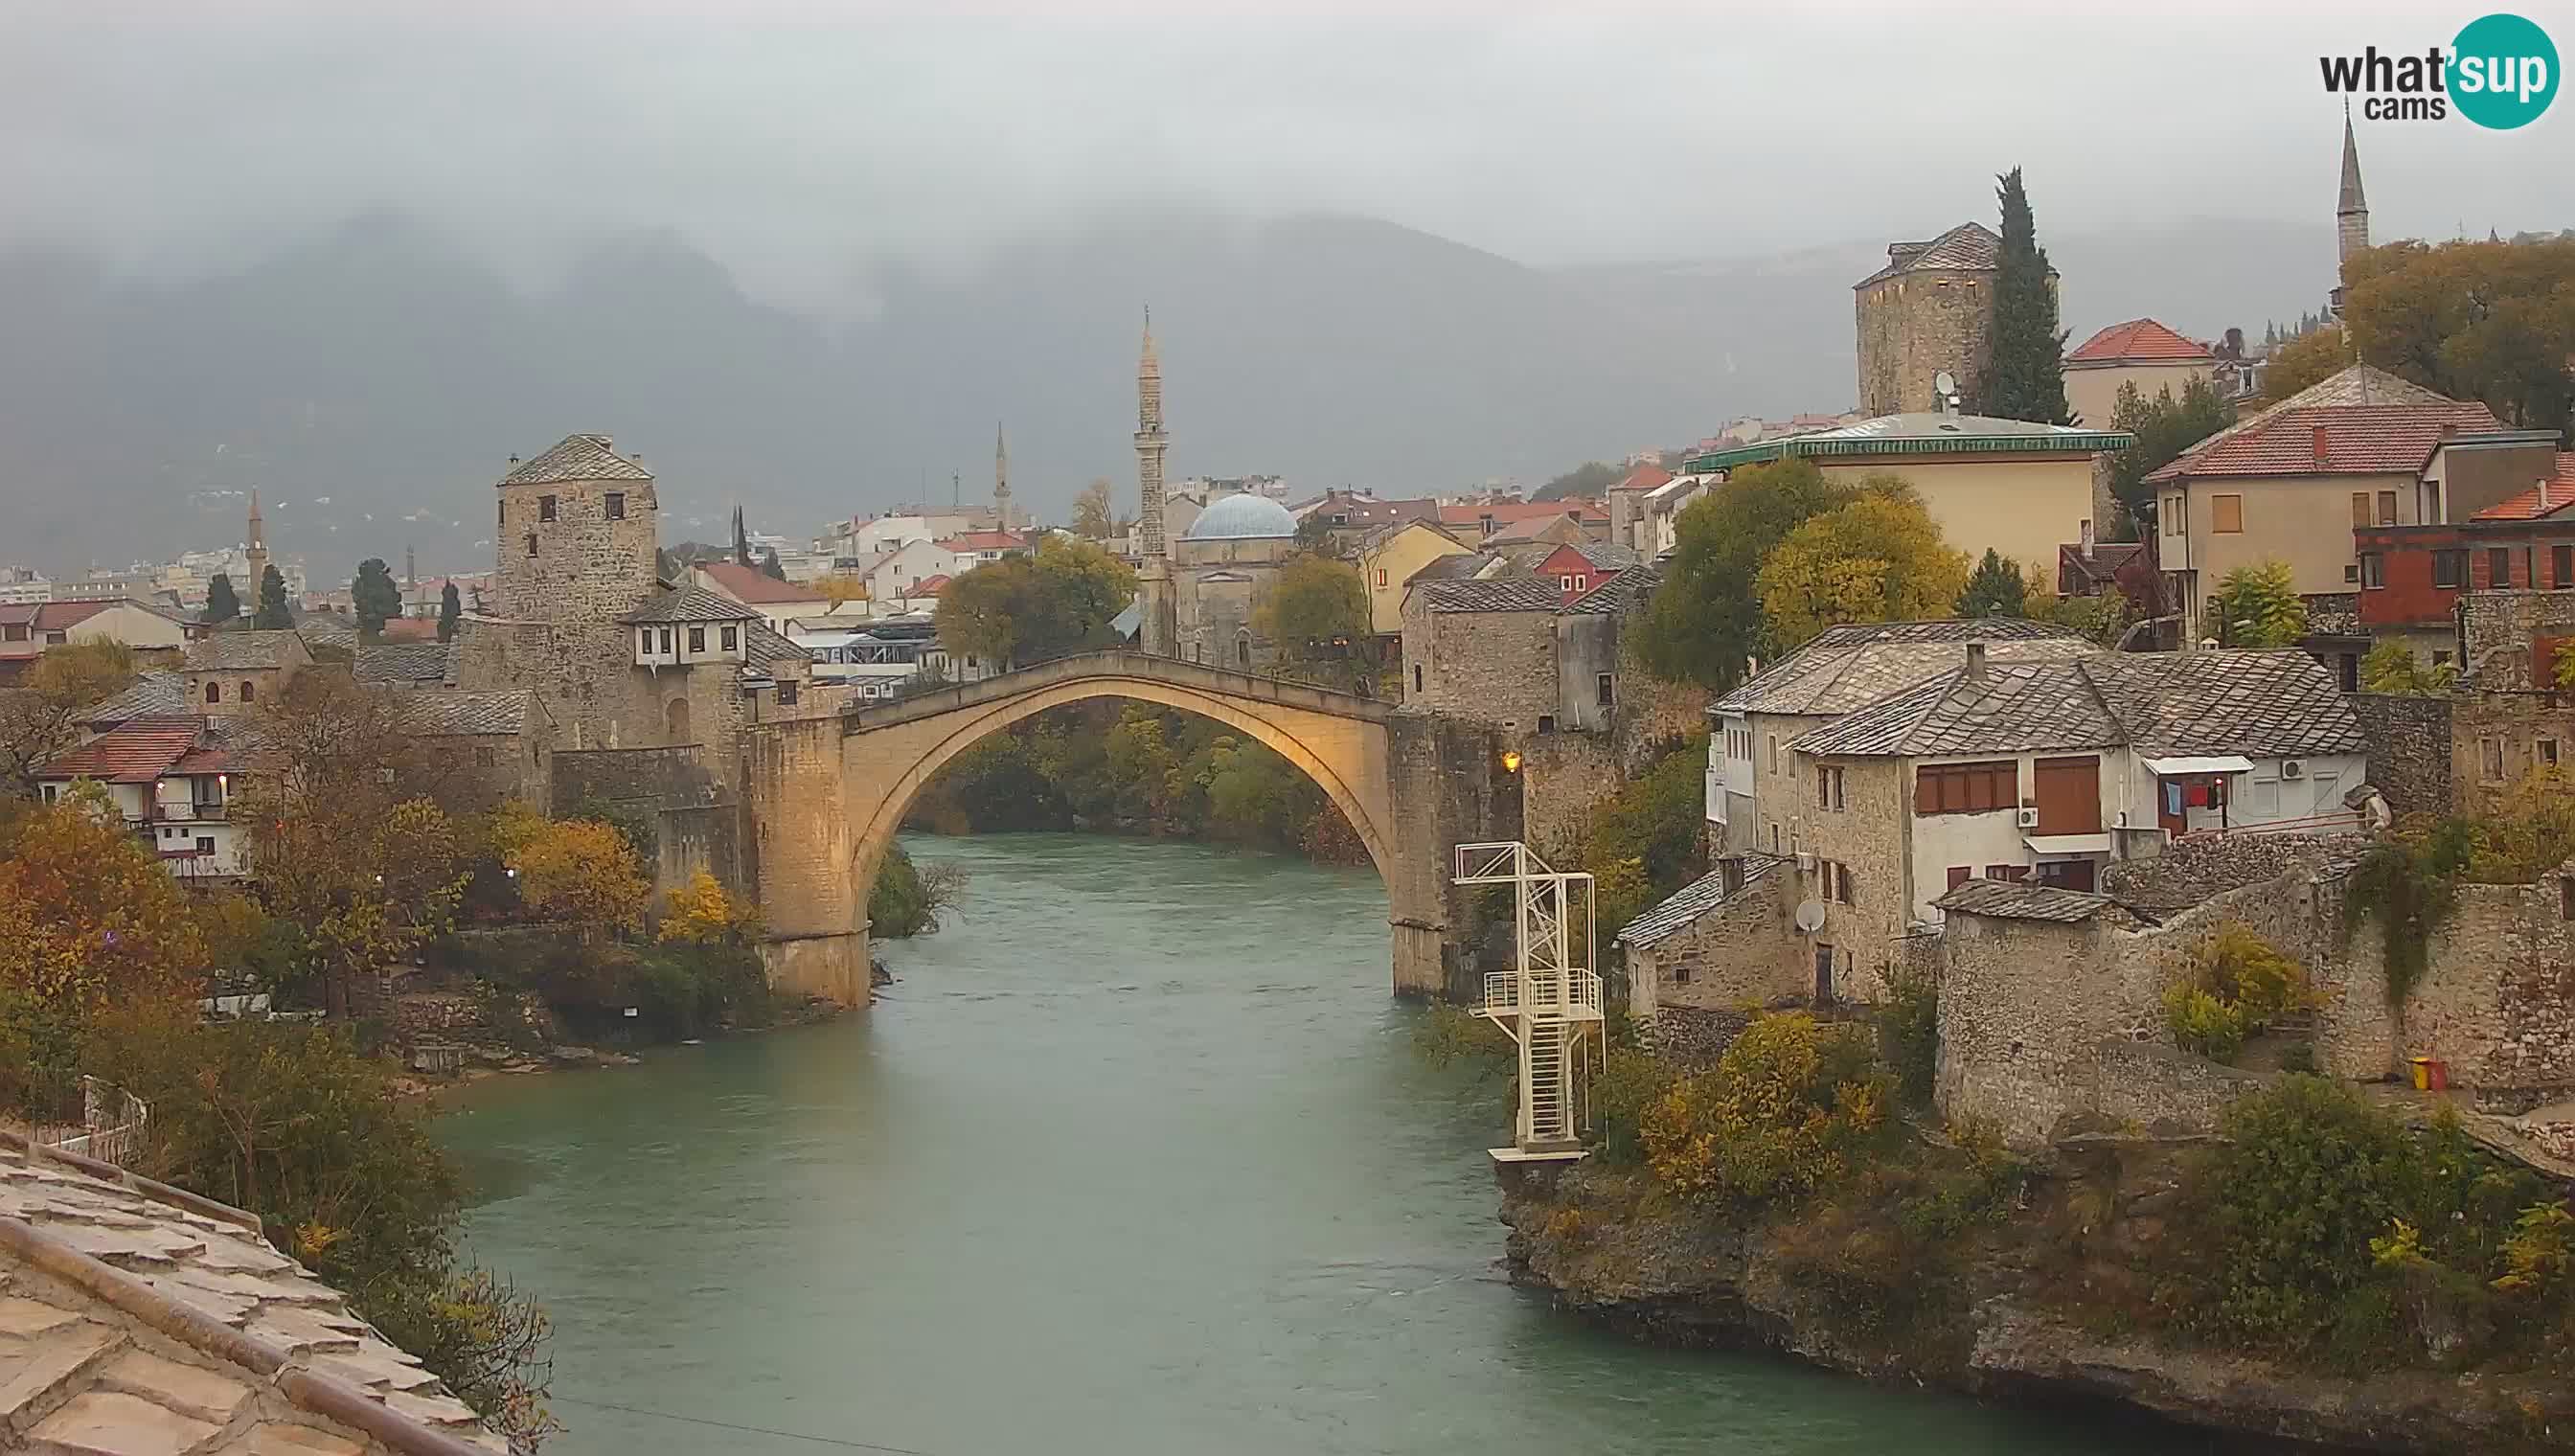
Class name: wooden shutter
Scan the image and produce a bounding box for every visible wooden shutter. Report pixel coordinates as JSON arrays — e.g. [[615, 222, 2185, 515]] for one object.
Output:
[[2032, 756, 2103, 833], [2211, 494, 2244, 534]]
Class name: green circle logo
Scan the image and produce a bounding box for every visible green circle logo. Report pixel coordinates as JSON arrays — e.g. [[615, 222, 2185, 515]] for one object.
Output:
[[2453, 12, 2559, 128]]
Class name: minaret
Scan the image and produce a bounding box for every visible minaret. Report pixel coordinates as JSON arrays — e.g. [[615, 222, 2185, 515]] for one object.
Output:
[[993, 421, 1014, 531], [243, 489, 270, 600], [2332, 104, 2369, 316], [1133, 308, 1175, 655]]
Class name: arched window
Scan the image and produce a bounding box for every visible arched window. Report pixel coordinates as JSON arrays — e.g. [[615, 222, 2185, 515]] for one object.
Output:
[[666, 696, 692, 742], [239, 680, 255, 702], [1412, 665, 1423, 694], [1236, 633, 1251, 668], [205, 681, 220, 704]]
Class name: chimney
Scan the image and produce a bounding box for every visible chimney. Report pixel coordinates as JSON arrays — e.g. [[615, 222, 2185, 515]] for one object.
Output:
[[2541, 476, 2553, 512], [1966, 641, 1987, 680], [2312, 423, 2331, 466], [2080, 517, 2096, 559]]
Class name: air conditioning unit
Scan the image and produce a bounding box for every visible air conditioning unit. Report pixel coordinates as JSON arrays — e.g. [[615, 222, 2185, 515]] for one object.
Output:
[[2016, 807, 2041, 829], [1794, 851, 1816, 873], [2282, 759, 2306, 780]]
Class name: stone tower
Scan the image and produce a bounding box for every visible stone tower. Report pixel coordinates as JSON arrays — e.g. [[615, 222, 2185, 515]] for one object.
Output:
[[1133, 309, 1176, 655], [480, 433, 661, 748], [1852, 221, 2005, 418], [993, 421, 1015, 532], [242, 489, 269, 598]]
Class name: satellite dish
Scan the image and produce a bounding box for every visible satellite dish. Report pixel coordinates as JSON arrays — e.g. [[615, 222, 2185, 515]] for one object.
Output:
[[1933, 369, 1958, 398], [1793, 899, 1828, 935]]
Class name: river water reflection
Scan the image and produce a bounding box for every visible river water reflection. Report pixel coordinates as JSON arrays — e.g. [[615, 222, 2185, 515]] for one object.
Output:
[[442, 831, 2196, 1455]]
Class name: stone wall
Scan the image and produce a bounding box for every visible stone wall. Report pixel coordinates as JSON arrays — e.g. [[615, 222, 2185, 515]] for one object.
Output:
[[551, 744, 719, 815], [1611, 649, 1711, 775], [1519, 730, 1623, 859], [1401, 595, 1560, 732], [1935, 907, 2161, 1148], [2100, 832, 2358, 915], [1384, 711, 1521, 999], [2450, 690, 2575, 817], [2349, 693, 2453, 815], [2090, 1038, 2267, 1135], [1792, 756, 1912, 997], [743, 713, 865, 1006], [2461, 589, 2575, 688], [1855, 270, 1994, 418], [1626, 867, 1804, 1015]]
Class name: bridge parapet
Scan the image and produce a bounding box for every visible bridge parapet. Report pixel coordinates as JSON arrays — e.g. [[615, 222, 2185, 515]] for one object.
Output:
[[841, 651, 1392, 735]]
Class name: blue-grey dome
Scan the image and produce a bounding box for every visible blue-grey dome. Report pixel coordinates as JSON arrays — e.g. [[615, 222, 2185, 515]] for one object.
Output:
[[1182, 492, 1297, 541]]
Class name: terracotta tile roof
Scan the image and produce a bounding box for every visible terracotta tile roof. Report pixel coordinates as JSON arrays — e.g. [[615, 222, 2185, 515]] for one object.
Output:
[[2144, 401, 2500, 483], [1713, 618, 2091, 717], [1308, 495, 1440, 528], [36, 716, 207, 783], [2060, 540, 2151, 589], [1437, 500, 1606, 529], [2144, 365, 2488, 484], [2065, 318, 2217, 366], [1854, 221, 2002, 288], [170, 745, 235, 774], [1610, 463, 1674, 493], [2469, 454, 2575, 521], [911, 574, 952, 594], [695, 560, 827, 605], [499, 433, 650, 486], [1484, 512, 1592, 545]]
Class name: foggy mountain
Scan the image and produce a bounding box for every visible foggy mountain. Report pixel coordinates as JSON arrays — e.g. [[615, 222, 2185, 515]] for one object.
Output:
[[0, 207, 2333, 580]]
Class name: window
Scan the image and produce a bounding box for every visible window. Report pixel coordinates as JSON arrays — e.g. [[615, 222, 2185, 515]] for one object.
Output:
[[1672, 962, 1694, 985], [498, 500, 506, 526], [2557, 545, 2573, 588], [1596, 672, 1614, 708], [2482, 737, 2505, 782], [605, 491, 626, 520], [2345, 563, 2360, 583], [2378, 490, 2398, 527], [2491, 547, 2513, 588], [659, 627, 673, 652], [1914, 760, 2017, 815], [538, 494, 558, 522], [2350, 492, 2372, 529], [1946, 866, 1971, 891], [2165, 494, 2185, 533], [1573, 575, 1588, 593], [2433, 649, 2454, 667], [2210, 494, 2244, 534], [1767, 736, 1779, 773], [688, 626, 706, 652], [2433, 550, 2467, 588], [2359, 553, 2384, 589], [474, 745, 497, 767], [1821, 860, 1855, 905], [40, 784, 57, 805], [1559, 575, 1575, 592], [2542, 739, 2562, 769], [205, 681, 220, 704], [239, 680, 254, 702], [638, 629, 653, 654], [1413, 665, 1424, 694], [1815, 764, 1845, 810], [721, 626, 738, 651], [1537, 714, 1557, 733], [1236, 636, 1250, 667], [195, 836, 215, 854], [526, 533, 538, 557], [777, 680, 800, 707], [2426, 481, 2444, 523], [1375, 568, 1388, 588]]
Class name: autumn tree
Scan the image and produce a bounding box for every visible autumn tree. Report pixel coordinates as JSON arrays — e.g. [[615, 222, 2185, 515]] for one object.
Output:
[[436, 582, 462, 642], [2261, 325, 2350, 404], [352, 557, 402, 639], [2211, 558, 2308, 648], [1632, 457, 1857, 691], [0, 784, 209, 1039], [1754, 480, 1971, 649], [815, 574, 870, 609], [936, 534, 1136, 670], [203, 572, 241, 625], [1535, 461, 1624, 502], [657, 870, 763, 944], [1072, 478, 1115, 538], [1955, 549, 2030, 618], [497, 811, 649, 933], [253, 563, 292, 628], [1257, 556, 1369, 661], [2106, 376, 2235, 536], [2342, 236, 2575, 432], [0, 640, 138, 798], [1981, 167, 2071, 423], [2359, 641, 2453, 695]]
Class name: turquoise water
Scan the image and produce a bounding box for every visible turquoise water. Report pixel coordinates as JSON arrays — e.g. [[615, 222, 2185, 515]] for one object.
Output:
[[440, 832, 2199, 1455]]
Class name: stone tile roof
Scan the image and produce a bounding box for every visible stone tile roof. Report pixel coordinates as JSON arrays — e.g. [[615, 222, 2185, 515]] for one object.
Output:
[[36, 716, 208, 784], [83, 671, 190, 725], [397, 690, 530, 738], [293, 615, 361, 651], [1931, 877, 2117, 922], [1617, 853, 1782, 947], [1853, 221, 2001, 288], [1790, 648, 2367, 760], [2470, 455, 2575, 521], [353, 644, 453, 686], [2144, 365, 2490, 484], [1563, 563, 1661, 616], [1712, 618, 2090, 717], [1417, 577, 1564, 614], [184, 631, 308, 672], [1558, 541, 1642, 571], [498, 433, 650, 487], [2060, 540, 2150, 591], [0, 1134, 500, 1452], [621, 586, 760, 625], [741, 620, 809, 666], [2065, 318, 2217, 366], [1405, 552, 1501, 584]]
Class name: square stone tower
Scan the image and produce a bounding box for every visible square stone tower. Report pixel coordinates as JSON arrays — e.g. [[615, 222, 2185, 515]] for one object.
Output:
[[1853, 221, 2006, 418], [472, 433, 663, 749]]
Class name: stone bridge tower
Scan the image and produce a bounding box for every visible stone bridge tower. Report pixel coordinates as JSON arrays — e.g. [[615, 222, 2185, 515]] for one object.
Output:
[[473, 434, 661, 749]]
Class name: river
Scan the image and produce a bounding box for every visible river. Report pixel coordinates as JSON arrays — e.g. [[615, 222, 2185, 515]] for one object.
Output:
[[440, 832, 2180, 1456]]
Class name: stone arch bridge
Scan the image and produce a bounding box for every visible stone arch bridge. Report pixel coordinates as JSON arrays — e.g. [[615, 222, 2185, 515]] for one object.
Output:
[[739, 651, 1516, 1005]]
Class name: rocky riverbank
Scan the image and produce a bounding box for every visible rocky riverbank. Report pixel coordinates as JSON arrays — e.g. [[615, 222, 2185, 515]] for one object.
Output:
[[1497, 1139, 2575, 1454]]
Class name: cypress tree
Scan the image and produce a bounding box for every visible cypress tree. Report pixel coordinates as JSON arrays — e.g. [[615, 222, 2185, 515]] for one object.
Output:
[[253, 564, 292, 629], [1982, 167, 2071, 424], [352, 557, 401, 639], [202, 572, 240, 625], [732, 506, 753, 568], [437, 582, 462, 642], [761, 548, 787, 581]]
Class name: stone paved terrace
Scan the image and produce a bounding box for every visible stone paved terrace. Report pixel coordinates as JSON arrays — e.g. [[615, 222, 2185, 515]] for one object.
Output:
[[0, 1134, 499, 1455]]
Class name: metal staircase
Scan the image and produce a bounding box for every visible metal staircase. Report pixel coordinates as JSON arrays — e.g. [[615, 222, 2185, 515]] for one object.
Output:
[[1457, 841, 1604, 1161]]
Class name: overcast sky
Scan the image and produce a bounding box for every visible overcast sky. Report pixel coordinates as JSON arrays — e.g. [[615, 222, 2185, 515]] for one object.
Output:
[[4, 1, 2567, 309]]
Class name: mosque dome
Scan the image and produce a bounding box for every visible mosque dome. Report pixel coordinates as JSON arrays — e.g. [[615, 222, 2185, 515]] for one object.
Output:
[[1181, 492, 1298, 541]]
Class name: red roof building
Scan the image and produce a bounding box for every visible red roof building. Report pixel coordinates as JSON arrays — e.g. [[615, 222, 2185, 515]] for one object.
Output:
[[1439, 499, 1607, 542], [37, 716, 207, 784], [2066, 318, 2217, 366], [1609, 464, 1673, 494], [2358, 456, 2575, 641], [694, 560, 830, 606]]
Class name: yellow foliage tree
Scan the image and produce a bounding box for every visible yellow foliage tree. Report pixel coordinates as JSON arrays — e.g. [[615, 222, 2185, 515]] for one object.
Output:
[[816, 574, 870, 609], [506, 818, 649, 932], [1639, 1012, 1887, 1204], [0, 784, 207, 1015], [1753, 480, 1971, 650], [656, 871, 763, 944]]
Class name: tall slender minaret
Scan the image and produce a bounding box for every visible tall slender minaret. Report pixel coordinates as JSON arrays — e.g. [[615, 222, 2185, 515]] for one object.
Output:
[[243, 489, 270, 598], [993, 421, 1014, 531], [1133, 308, 1175, 655], [2332, 104, 2369, 317]]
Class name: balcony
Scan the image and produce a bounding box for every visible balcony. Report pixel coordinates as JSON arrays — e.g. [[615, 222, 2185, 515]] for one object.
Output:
[[1481, 968, 1604, 1021], [150, 801, 228, 823]]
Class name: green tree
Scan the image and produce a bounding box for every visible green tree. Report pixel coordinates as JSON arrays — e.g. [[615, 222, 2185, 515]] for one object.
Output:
[[437, 581, 462, 642], [935, 535, 1135, 670], [1981, 167, 2070, 423], [1534, 460, 1623, 501], [1632, 457, 1857, 690], [202, 572, 240, 625], [2262, 325, 2350, 404], [1257, 555, 1369, 662], [2211, 558, 2308, 647], [2360, 641, 2454, 695], [352, 557, 401, 639], [1955, 548, 2029, 617], [2342, 236, 2575, 432], [1291, 510, 1343, 558], [1072, 478, 1115, 538], [252, 563, 292, 628], [761, 547, 787, 581], [2107, 376, 2236, 536], [1755, 480, 1972, 649]]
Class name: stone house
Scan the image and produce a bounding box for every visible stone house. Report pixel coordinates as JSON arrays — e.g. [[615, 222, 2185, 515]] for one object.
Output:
[[1401, 568, 1673, 739], [1605, 462, 1673, 555], [399, 688, 554, 814], [1853, 220, 2022, 418], [181, 629, 312, 715], [1355, 519, 1470, 636], [2061, 317, 2216, 433], [1616, 852, 1807, 1016], [1679, 413, 2130, 585]]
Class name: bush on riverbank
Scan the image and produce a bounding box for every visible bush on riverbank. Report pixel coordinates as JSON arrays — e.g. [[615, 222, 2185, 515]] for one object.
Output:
[[869, 843, 968, 938]]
